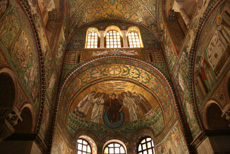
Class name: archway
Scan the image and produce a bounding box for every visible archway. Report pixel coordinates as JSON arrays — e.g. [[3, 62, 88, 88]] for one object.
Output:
[[14, 107, 33, 134], [206, 103, 229, 130], [0, 72, 15, 108]]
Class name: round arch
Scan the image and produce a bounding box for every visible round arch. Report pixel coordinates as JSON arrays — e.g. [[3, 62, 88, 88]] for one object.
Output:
[[14, 106, 33, 134], [19, 103, 36, 133], [103, 139, 127, 154], [203, 100, 229, 130], [0, 68, 18, 108]]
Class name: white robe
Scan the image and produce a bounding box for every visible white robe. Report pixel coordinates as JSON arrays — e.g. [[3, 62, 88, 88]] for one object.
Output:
[[77, 93, 94, 116], [91, 97, 104, 123], [123, 96, 139, 122]]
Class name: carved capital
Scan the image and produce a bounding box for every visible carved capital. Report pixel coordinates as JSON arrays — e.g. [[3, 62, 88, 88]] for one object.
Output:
[[5, 110, 22, 126], [0, 109, 22, 141]]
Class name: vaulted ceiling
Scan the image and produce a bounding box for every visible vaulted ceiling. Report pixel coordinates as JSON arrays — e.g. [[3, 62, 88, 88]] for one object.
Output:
[[67, 0, 159, 38]]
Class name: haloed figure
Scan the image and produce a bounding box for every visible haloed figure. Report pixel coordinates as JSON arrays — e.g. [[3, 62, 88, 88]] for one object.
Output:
[[122, 92, 139, 122], [75, 91, 96, 118], [91, 93, 105, 123], [106, 93, 123, 125]]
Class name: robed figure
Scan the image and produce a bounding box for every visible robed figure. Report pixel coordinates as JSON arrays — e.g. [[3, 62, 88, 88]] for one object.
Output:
[[104, 93, 123, 125]]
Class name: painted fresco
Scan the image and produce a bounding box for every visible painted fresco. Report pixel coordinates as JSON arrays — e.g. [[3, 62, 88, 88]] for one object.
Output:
[[194, 2, 230, 110], [155, 122, 189, 154], [58, 57, 176, 142], [67, 0, 158, 37]]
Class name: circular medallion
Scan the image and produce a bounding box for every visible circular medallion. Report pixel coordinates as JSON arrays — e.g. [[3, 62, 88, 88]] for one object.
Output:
[[103, 109, 124, 129]]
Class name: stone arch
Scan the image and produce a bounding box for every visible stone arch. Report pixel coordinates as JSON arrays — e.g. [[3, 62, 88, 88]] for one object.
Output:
[[0, 68, 17, 108], [102, 139, 127, 154], [203, 100, 229, 130], [18, 104, 36, 133], [14, 106, 33, 134], [129, 128, 155, 154], [77, 135, 97, 154]]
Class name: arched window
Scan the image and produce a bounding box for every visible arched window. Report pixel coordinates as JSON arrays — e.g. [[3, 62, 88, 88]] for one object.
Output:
[[76, 138, 92, 154], [137, 137, 155, 154], [103, 140, 126, 154], [105, 26, 123, 48], [127, 26, 143, 48], [86, 27, 100, 48]]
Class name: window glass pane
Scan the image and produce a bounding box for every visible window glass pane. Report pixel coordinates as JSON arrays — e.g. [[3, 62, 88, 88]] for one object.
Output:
[[115, 148, 119, 153], [83, 145, 87, 151], [78, 144, 82, 150], [106, 30, 121, 48], [76, 139, 92, 154], [104, 142, 126, 154], [147, 142, 152, 148], [148, 149, 153, 154], [87, 145, 91, 152], [138, 137, 155, 154], [128, 31, 141, 48], [138, 145, 142, 151], [120, 147, 125, 153], [86, 31, 98, 48], [109, 148, 114, 153], [104, 147, 108, 154], [142, 144, 146, 150]]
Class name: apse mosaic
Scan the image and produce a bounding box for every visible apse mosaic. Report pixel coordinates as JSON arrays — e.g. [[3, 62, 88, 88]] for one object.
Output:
[[58, 57, 176, 140], [71, 81, 157, 127]]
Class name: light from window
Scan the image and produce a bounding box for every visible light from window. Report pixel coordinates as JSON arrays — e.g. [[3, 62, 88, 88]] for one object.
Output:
[[76, 139, 92, 154], [104, 142, 126, 154], [87, 32, 98, 48], [137, 137, 155, 154], [106, 30, 121, 48], [128, 32, 141, 48]]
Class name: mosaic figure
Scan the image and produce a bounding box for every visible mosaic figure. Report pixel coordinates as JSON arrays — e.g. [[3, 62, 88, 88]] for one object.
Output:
[[75, 91, 96, 118], [105, 93, 123, 125], [91, 92, 106, 123], [122, 92, 139, 122]]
